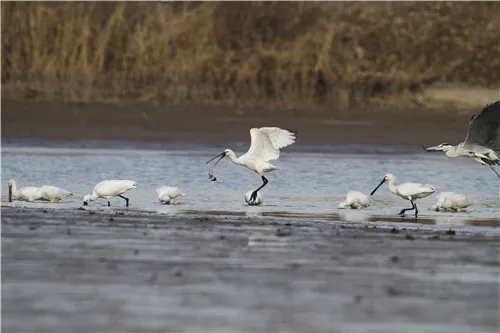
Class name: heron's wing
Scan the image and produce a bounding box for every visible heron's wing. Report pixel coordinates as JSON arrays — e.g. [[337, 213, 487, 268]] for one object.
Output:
[[464, 101, 500, 152], [245, 127, 296, 162]]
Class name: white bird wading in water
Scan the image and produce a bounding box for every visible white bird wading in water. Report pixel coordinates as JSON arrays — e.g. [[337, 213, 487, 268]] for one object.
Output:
[[423, 101, 500, 178], [8, 179, 40, 202], [206, 127, 297, 204], [370, 173, 435, 218], [83, 180, 136, 207]]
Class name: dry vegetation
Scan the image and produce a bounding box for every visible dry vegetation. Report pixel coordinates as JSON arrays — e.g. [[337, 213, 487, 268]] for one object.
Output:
[[2, 1, 500, 110]]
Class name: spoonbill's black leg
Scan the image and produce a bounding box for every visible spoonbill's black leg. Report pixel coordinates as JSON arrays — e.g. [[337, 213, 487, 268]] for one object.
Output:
[[250, 176, 268, 203], [119, 195, 130, 207], [107, 201, 111, 207], [398, 200, 416, 217]]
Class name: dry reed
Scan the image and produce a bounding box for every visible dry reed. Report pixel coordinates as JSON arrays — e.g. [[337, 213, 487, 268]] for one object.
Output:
[[2, 1, 499, 109]]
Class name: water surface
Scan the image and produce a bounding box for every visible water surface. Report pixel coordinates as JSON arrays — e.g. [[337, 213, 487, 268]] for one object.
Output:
[[2, 143, 499, 229]]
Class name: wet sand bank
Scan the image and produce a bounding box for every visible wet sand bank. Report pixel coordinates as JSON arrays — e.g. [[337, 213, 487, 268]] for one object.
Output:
[[2, 99, 474, 147], [2, 207, 499, 333]]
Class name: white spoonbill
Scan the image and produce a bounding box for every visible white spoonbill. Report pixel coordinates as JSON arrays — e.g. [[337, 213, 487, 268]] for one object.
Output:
[[83, 180, 136, 207], [338, 191, 372, 209], [156, 186, 185, 204], [370, 173, 435, 217], [36, 185, 73, 202], [431, 192, 472, 212], [206, 127, 296, 204], [245, 190, 263, 205], [8, 179, 40, 202], [424, 101, 500, 178]]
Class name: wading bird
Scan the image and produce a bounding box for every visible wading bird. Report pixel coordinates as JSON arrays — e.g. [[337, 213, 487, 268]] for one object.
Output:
[[83, 180, 136, 207], [36, 185, 73, 202], [431, 191, 472, 212], [338, 191, 372, 209], [156, 186, 185, 204], [423, 101, 500, 178], [206, 127, 296, 204], [7, 179, 40, 202], [371, 173, 435, 217], [245, 190, 263, 206]]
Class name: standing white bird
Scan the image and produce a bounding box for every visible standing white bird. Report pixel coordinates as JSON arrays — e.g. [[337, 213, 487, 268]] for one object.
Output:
[[245, 190, 263, 205], [36, 185, 73, 202], [83, 180, 136, 207], [8, 179, 40, 202], [431, 192, 472, 212], [338, 191, 372, 209], [423, 101, 500, 178], [370, 173, 435, 217], [206, 127, 297, 204], [156, 186, 185, 204]]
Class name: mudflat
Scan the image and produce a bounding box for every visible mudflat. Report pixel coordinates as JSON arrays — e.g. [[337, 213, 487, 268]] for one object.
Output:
[[2, 207, 499, 333], [2, 99, 474, 146]]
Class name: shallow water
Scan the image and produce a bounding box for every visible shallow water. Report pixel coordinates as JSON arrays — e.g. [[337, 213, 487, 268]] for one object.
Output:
[[1, 143, 499, 228]]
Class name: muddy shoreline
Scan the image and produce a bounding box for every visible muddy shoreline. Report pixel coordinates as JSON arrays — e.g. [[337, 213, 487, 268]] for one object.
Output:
[[2, 207, 499, 333], [1, 99, 474, 147]]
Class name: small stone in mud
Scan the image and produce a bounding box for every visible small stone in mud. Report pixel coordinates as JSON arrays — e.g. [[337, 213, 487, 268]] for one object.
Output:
[[29, 225, 36, 231], [109, 217, 115, 222], [387, 286, 401, 297], [208, 172, 217, 181], [43, 210, 48, 213], [174, 270, 183, 277], [446, 229, 456, 235], [353, 295, 363, 303], [285, 223, 291, 226], [405, 233, 415, 240], [143, 231, 148, 236], [390, 255, 400, 263], [429, 234, 440, 240], [390, 227, 399, 234], [219, 235, 226, 240], [66, 229, 71, 235], [275, 228, 292, 237], [133, 249, 139, 255]]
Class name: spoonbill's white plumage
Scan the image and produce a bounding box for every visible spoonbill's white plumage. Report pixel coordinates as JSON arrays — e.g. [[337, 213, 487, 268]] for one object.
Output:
[[424, 101, 500, 178], [338, 191, 372, 209], [8, 179, 40, 202], [156, 186, 185, 204], [36, 185, 73, 202], [206, 127, 296, 203], [83, 180, 136, 207], [245, 190, 263, 205], [431, 192, 472, 212], [370, 173, 435, 217]]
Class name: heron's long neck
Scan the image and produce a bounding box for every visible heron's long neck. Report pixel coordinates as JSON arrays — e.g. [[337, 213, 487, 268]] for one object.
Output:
[[387, 179, 398, 195]]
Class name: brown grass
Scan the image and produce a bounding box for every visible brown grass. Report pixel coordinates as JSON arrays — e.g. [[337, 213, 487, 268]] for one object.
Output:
[[2, 1, 500, 110]]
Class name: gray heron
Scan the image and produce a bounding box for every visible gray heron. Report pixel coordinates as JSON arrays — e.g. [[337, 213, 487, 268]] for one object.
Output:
[[423, 101, 500, 178]]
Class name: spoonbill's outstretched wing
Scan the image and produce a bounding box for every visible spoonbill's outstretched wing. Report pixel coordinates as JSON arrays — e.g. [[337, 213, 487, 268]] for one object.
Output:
[[464, 101, 500, 152], [245, 127, 296, 162]]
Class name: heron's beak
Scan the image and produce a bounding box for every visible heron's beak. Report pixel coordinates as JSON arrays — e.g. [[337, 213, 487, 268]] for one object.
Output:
[[423, 145, 443, 151], [206, 152, 226, 169], [8, 184, 12, 202], [370, 178, 386, 196]]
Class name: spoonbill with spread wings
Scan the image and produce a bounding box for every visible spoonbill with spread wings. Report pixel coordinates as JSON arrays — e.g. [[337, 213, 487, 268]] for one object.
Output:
[[206, 127, 296, 204]]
